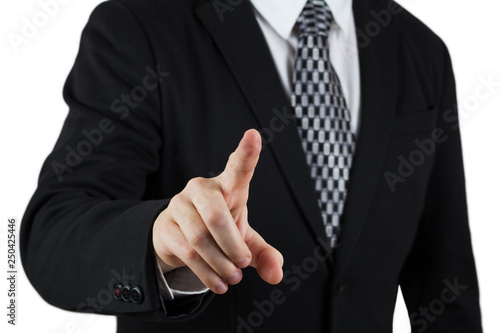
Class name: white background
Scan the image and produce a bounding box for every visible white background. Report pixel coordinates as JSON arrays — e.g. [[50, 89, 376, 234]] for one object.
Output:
[[1, 0, 499, 332]]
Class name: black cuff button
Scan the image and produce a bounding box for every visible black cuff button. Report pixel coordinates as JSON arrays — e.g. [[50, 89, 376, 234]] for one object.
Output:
[[113, 283, 123, 301], [130, 286, 143, 304], [121, 285, 131, 302]]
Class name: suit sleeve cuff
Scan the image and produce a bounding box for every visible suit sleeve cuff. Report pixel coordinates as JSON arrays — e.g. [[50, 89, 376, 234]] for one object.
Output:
[[155, 259, 210, 300]]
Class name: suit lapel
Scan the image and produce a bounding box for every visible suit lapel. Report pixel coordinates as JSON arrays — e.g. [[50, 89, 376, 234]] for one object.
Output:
[[196, 0, 400, 277], [331, 0, 400, 281], [196, 0, 330, 247]]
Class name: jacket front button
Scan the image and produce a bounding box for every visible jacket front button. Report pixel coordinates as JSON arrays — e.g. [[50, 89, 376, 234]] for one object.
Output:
[[130, 286, 144, 304]]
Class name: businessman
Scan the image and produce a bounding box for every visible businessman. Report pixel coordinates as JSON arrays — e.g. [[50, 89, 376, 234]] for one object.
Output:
[[21, 0, 482, 332]]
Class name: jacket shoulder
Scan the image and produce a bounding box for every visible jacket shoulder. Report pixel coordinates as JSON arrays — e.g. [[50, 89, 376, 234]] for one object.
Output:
[[399, 5, 445, 47], [108, 0, 205, 18]]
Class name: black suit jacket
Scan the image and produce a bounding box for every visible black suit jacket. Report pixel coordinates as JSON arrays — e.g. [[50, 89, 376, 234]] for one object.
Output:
[[21, 0, 482, 332]]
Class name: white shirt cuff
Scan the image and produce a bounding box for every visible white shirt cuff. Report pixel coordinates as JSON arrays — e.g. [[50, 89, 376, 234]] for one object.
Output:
[[155, 258, 210, 300]]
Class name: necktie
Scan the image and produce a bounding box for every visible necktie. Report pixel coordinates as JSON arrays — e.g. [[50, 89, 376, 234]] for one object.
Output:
[[291, 0, 356, 249]]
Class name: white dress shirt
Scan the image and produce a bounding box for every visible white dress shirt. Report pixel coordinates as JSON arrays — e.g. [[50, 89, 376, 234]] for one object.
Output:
[[156, 0, 361, 299]]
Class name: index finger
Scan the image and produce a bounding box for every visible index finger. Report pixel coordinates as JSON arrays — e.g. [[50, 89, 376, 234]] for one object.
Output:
[[217, 129, 262, 194]]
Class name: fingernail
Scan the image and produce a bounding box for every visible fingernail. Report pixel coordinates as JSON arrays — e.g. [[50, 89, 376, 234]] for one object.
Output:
[[215, 281, 228, 294], [237, 257, 250, 268], [226, 271, 242, 285]]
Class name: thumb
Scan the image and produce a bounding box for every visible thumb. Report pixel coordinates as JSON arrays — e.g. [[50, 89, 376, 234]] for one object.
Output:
[[245, 226, 284, 285], [218, 129, 262, 194]]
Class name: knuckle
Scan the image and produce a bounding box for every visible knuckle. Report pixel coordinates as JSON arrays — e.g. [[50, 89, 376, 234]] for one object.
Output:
[[227, 152, 237, 165], [170, 233, 186, 251], [204, 209, 226, 228], [195, 185, 219, 206], [191, 193, 209, 211], [169, 194, 183, 209], [153, 213, 169, 232], [157, 239, 182, 266], [185, 212, 203, 228], [187, 177, 206, 190], [153, 222, 175, 250], [183, 247, 199, 262], [204, 186, 220, 200], [189, 229, 211, 248], [163, 251, 180, 265], [153, 237, 168, 257]]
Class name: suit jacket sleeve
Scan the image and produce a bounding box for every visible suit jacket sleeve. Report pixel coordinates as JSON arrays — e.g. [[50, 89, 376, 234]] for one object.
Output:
[[399, 42, 482, 332], [20, 1, 213, 322]]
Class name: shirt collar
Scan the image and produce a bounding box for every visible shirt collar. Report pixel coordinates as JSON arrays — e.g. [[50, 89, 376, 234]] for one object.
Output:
[[250, 0, 353, 40]]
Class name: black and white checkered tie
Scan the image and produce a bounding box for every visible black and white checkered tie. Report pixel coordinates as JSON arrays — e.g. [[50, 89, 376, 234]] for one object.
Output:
[[291, 0, 356, 249]]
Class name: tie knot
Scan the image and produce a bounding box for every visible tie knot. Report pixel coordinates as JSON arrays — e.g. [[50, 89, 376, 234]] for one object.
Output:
[[297, 0, 334, 38]]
